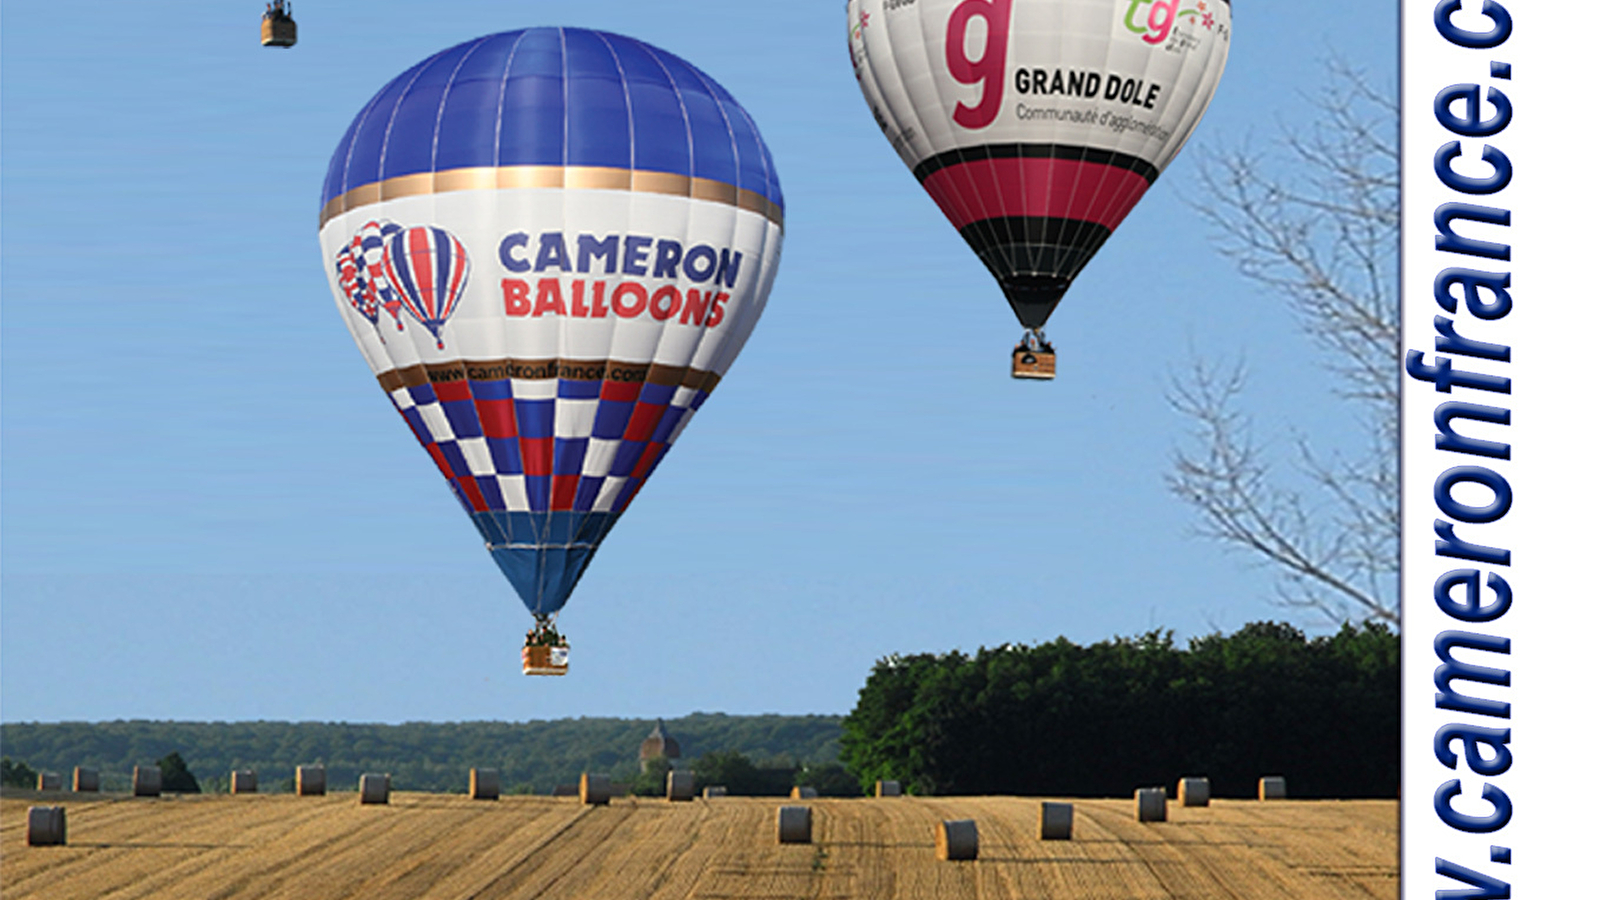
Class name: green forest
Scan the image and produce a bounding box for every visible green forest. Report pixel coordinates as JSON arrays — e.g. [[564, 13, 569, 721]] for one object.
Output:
[[3, 622, 1397, 799], [840, 621, 1398, 798]]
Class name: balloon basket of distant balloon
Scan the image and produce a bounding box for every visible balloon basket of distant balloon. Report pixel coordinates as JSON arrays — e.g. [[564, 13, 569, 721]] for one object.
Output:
[[260, 1, 296, 48], [1011, 332, 1056, 381], [523, 623, 570, 676]]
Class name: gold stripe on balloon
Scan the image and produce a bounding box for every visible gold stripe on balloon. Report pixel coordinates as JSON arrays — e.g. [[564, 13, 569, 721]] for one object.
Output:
[[320, 165, 783, 229], [377, 358, 723, 397]]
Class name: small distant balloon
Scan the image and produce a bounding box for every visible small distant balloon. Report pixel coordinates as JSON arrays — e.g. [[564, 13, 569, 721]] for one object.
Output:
[[261, 0, 296, 48]]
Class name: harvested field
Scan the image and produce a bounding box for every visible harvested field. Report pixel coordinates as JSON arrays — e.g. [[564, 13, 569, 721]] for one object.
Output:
[[1, 791, 1396, 899]]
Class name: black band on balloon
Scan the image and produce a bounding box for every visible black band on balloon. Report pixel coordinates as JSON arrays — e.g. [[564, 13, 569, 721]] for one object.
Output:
[[956, 216, 1114, 271], [955, 215, 1117, 329], [912, 144, 1161, 187]]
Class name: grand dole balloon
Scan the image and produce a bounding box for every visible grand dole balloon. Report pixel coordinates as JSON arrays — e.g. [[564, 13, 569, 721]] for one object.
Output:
[[319, 28, 784, 674], [847, 0, 1229, 379]]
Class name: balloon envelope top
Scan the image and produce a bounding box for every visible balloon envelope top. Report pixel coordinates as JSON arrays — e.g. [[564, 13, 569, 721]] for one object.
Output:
[[847, 0, 1229, 330], [319, 28, 785, 619]]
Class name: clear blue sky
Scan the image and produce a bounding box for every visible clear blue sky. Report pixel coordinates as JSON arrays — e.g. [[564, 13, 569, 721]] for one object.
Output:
[[1, 1, 1396, 724]]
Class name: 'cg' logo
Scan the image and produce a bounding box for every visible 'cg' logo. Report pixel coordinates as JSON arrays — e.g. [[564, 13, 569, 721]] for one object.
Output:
[[1124, 0, 1193, 46]]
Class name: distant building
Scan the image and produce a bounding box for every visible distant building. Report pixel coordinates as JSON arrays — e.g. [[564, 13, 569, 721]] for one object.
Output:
[[639, 718, 681, 771]]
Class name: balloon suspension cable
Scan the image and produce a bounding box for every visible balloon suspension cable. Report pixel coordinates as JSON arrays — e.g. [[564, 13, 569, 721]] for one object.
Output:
[[526, 613, 567, 649]]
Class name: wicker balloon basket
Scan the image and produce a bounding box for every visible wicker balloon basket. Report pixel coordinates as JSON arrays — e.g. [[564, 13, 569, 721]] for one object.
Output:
[[1011, 346, 1057, 380], [522, 643, 570, 676]]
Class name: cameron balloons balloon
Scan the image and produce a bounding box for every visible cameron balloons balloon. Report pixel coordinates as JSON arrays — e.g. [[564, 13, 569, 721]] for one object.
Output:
[[847, 0, 1229, 366], [319, 28, 784, 642]]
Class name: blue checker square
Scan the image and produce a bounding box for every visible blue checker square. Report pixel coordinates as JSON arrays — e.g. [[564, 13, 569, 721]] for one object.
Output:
[[470, 378, 513, 400], [654, 406, 687, 442], [435, 441, 472, 478], [486, 437, 523, 474], [441, 400, 484, 438], [592, 399, 633, 440], [474, 475, 506, 509], [610, 440, 647, 476], [515, 399, 555, 438], [525, 475, 552, 512], [573, 476, 604, 511], [399, 406, 429, 439], [640, 382, 675, 405], [557, 379, 603, 400], [552, 438, 589, 476]]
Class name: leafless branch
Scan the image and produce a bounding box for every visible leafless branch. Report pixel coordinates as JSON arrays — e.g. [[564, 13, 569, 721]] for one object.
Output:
[[1169, 60, 1398, 625]]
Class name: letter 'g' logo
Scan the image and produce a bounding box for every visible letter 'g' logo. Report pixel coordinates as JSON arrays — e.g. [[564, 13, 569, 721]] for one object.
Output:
[[945, 0, 1014, 129]]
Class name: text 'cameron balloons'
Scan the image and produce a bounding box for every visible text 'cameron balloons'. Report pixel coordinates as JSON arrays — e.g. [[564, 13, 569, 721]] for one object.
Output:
[[318, 28, 784, 666], [847, 0, 1229, 376]]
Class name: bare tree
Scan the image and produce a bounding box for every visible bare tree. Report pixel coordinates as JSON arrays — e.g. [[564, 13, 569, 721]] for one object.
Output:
[[1170, 60, 1398, 625]]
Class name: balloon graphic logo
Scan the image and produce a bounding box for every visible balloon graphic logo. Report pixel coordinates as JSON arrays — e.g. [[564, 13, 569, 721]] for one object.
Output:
[[847, 0, 1230, 378], [334, 240, 376, 326], [335, 220, 404, 333], [318, 28, 784, 671], [382, 225, 470, 350]]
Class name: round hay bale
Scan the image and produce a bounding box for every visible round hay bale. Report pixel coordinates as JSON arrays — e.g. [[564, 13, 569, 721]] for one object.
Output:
[[1136, 787, 1167, 822], [936, 819, 978, 860], [1039, 801, 1074, 840], [776, 805, 812, 844], [666, 769, 695, 802], [702, 785, 728, 798], [1178, 776, 1211, 807], [231, 770, 257, 794], [470, 768, 500, 800], [790, 786, 819, 799], [133, 765, 162, 797], [579, 772, 610, 806], [36, 771, 62, 791], [875, 779, 901, 797], [1259, 776, 1287, 799], [26, 806, 66, 846], [73, 768, 99, 792], [359, 773, 390, 805], [296, 765, 326, 797]]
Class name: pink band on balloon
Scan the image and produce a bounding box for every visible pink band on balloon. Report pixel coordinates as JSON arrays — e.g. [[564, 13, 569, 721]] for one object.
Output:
[[919, 157, 1152, 231]]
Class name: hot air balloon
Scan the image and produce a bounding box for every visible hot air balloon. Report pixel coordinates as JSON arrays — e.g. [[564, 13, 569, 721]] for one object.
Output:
[[319, 27, 784, 674], [847, 0, 1229, 379]]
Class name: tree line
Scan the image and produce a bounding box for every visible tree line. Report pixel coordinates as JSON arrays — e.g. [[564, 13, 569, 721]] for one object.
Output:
[[0, 713, 842, 795], [839, 621, 1397, 799]]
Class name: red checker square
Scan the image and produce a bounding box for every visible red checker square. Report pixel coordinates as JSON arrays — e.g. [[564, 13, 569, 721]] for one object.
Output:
[[455, 476, 489, 512], [631, 442, 665, 479], [551, 474, 581, 511], [476, 398, 517, 438], [520, 437, 553, 476], [424, 443, 454, 480], [623, 403, 666, 442], [600, 380, 643, 403], [433, 379, 473, 403]]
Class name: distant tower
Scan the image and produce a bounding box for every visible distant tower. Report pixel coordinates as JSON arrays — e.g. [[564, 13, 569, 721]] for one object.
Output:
[[638, 718, 681, 772]]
